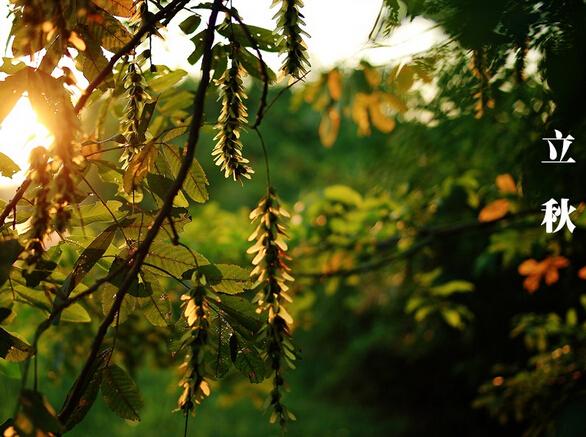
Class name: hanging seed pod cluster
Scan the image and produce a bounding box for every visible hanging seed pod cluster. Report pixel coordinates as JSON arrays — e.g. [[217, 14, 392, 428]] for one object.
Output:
[[177, 281, 213, 414], [212, 55, 254, 182], [248, 188, 297, 426], [272, 0, 310, 79], [120, 60, 150, 169]]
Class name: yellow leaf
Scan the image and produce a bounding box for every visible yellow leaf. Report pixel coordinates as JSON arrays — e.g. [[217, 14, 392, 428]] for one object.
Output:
[[496, 173, 516, 194], [123, 143, 158, 194], [91, 0, 135, 17], [369, 101, 396, 133], [68, 31, 86, 51], [351, 93, 371, 135], [327, 68, 342, 101], [319, 107, 340, 147], [363, 67, 381, 87], [478, 199, 510, 222], [394, 65, 415, 93]]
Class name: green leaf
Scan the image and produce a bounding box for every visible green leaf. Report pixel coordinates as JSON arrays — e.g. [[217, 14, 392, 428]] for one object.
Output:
[[214, 295, 262, 339], [99, 282, 137, 324], [146, 174, 189, 208], [0, 359, 20, 379], [199, 264, 253, 294], [217, 24, 281, 52], [141, 294, 173, 327], [101, 364, 144, 422], [187, 30, 206, 65], [430, 280, 475, 296], [62, 348, 112, 431], [209, 317, 232, 378], [62, 225, 117, 296], [146, 241, 208, 278], [0, 327, 33, 362], [237, 48, 276, 82], [0, 152, 20, 178], [231, 333, 265, 383], [0, 238, 23, 287], [22, 259, 57, 288], [324, 185, 363, 206], [70, 200, 124, 226], [61, 303, 91, 323], [211, 44, 228, 80], [162, 145, 209, 203], [442, 309, 464, 329], [179, 15, 202, 35]]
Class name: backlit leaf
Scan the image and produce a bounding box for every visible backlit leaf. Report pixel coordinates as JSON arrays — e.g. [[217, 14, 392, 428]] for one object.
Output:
[[198, 264, 252, 294], [92, 0, 135, 17], [0, 152, 20, 178], [101, 364, 144, 422], [123, 142, 158, 194], [162, 145, 209, 203]]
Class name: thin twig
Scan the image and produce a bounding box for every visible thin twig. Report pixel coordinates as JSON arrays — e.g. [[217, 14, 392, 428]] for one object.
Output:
[[0, 179, 31, 228], [58, 0, 224, 423]]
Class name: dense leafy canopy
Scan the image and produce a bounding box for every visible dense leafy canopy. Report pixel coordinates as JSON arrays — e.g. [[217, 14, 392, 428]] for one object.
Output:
[[0, 0, 585, 436]]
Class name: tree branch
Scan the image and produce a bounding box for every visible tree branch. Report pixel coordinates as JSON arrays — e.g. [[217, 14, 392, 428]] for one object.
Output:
[[57, 0, 224, 424]]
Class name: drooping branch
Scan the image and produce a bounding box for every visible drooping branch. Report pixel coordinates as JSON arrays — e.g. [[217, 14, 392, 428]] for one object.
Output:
[[57, 0, 225, 424], [0, 0, 188, 229]]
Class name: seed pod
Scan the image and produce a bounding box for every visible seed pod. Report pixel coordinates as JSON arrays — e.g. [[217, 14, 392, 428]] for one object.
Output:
[[248, 188, 297, 427], [212, 56, 254, 182], [272, 0, 310, 79], [177, 284, 212, 414]]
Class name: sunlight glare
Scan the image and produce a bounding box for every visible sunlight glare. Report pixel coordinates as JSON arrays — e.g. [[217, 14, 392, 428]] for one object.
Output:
[[0, 97, 53, 187]]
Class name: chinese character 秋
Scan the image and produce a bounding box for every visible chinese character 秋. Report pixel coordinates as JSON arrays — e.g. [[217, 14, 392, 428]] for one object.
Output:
[[541, 198, 576, 233], [542, 129, 575, 164]]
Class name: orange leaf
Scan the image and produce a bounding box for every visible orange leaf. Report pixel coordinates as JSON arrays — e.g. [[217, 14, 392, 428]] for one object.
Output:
[[544, 268, 559, 286], [68, 31, 86, 51], [518, 259, 541, 276], [319, 107, 340, 148], [369, 102, 396, 133], [496, 174, 516, 194], [523, 275, 540, 293], [550, 256, 570, 269], [327, 69, 342, 101], [578, 266, 586, 280], [479, 199, 510, 222]]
